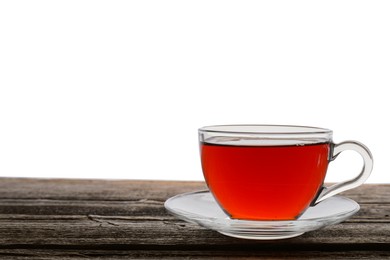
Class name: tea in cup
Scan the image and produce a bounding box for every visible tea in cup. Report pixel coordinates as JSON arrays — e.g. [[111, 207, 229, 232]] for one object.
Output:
[[199, 125, 373, 220]]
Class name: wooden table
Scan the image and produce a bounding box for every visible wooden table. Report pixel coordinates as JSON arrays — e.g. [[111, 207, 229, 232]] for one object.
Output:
[[0, 178, 389, 259]]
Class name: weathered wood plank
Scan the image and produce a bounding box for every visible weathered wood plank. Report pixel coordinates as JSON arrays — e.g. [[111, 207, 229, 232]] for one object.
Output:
[[0, 178, 208, 201], [0, 199, 165, 216], [0, 214, 388, 246], [0, 199, 388, 223], [0, 249, 389, 259], [0, 178, 388, 203]]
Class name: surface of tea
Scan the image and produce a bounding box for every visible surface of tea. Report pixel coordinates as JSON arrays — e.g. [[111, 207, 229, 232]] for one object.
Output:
[[200, 142, 330, 220]]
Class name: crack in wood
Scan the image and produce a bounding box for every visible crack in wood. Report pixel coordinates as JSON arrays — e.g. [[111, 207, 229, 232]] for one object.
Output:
[[86, 215, 119, 227]]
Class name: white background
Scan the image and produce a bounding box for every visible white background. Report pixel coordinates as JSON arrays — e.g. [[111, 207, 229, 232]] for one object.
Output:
[[0, 1, 389, 183]]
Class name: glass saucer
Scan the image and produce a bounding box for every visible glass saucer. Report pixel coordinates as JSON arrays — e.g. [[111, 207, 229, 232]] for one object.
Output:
[[164, 190, 360, 240]]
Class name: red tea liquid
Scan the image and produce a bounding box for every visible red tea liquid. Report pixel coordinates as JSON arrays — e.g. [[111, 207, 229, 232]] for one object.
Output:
[[200, 142, 330, 220]]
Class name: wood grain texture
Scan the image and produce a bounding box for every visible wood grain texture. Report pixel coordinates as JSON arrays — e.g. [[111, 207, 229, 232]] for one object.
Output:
[[0, 178, 389, 259]]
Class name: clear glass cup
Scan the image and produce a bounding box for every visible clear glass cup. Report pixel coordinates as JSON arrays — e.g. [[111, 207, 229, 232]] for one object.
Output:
[[199, 125, 373, 220]]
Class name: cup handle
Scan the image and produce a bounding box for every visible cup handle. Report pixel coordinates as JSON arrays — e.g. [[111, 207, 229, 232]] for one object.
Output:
[[315, 141, 373, 204]]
